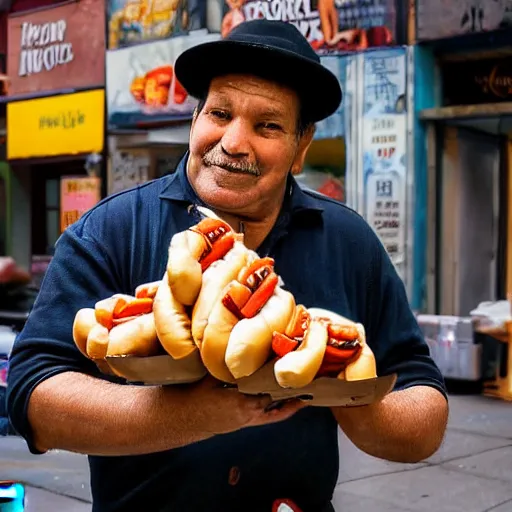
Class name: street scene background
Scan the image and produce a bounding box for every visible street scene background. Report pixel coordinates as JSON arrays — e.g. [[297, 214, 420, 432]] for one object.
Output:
[[1, 0, 512, 510]]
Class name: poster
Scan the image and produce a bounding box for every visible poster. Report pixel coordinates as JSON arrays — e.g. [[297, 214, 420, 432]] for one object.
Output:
[[416, 0, 512, 41], [209, 0, 397, 54], [314, 55, 347, 139], [60, 176, 101, 232], [106, 31, 220, 128], [107, 0, 196, 49], [108, 149, 150, 194], [361, 49, 407, 276]]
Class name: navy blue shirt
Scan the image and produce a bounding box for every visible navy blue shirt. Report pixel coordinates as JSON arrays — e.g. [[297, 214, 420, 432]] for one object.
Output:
[[7, 155, 446, 512]]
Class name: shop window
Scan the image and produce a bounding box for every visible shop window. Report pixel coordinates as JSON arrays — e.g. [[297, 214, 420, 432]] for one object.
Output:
[[298, 138, 346, 202]]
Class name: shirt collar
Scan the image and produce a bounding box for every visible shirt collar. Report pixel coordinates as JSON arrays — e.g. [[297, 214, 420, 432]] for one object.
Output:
[[159, 151, 324, 216]]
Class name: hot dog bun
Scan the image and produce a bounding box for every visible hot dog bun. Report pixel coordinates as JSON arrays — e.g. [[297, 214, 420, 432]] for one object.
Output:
[[225, 286, 296, 379], [166, 229, 206, 307], [107, 312, 160, 357], [135, 281, 161, 299], [274, 318, 328, 388], [86, 323, 110, 360], [167, 212, 236, 307], [343, 323, 377, 381], [192, 242, 257, 348], [200, 282, 252, 383], [153, 271, 196, 360], [307, 307, 377, 381], [307, 308, 351, 325], [73, 308, 98, 357]]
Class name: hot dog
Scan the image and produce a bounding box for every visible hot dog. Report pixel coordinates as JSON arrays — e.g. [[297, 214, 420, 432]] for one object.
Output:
[[153, 270, 196, 360], [72, 308, 98, 357], [219, 258, 296, 380], [72, 291, 162, 362], [191, 240, 258, 349], [200, 281, 252, 383], [166, 209, 237, 307], [135, 280, 161, 299], [272, 307, 377, 388], [200, 257, 296, 382]]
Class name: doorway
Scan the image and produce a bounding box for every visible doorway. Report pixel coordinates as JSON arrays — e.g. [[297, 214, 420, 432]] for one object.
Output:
[[435, 126, 506, 316], [30, 160, 87, 257]]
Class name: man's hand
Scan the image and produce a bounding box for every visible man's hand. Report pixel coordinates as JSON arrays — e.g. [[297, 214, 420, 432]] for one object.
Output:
[[331, 386, 448, 463], [170, 376, 306, 436]]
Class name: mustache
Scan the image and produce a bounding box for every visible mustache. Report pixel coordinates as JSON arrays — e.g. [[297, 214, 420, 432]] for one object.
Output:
[[203, 147, 261, 177]]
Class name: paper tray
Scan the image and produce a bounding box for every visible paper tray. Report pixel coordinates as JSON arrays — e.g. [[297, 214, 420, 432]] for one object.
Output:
[[104, 353, 396, 406], [237, 361, 397, 407], [105, 351, 208, 385]]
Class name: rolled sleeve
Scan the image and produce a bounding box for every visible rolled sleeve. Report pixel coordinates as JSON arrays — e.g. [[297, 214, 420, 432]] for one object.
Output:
[[6, 224, 123, 453], [365, 238, 447, 401]]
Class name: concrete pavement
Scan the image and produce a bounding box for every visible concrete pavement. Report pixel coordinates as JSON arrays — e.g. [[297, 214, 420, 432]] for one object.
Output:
[[0, 393, 511, 511], [333, 394, 512, 512]]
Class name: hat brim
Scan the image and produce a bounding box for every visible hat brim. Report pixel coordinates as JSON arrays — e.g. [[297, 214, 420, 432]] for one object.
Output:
[[174, 40, 342, 123]]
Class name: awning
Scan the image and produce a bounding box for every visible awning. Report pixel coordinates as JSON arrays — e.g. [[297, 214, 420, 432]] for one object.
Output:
[[110, 124, 192, 148]]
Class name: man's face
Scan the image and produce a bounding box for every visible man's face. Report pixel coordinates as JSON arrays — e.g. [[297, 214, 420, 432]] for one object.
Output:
[[187, 74, 312, 217]]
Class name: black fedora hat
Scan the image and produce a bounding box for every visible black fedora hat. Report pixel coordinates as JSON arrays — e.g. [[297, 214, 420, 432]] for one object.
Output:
[[174, 19, 342, 123]]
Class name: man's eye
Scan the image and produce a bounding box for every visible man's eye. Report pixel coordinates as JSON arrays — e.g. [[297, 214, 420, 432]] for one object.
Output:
[[210, 110, 229, 120], [262, 122, 282, 131]]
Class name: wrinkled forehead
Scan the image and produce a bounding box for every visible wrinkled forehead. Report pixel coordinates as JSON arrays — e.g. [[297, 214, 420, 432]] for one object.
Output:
[[205, 74, 301, 118]]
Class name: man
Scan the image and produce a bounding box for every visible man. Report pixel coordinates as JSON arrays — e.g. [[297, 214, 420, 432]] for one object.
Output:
[[7, 20, 448, 512]]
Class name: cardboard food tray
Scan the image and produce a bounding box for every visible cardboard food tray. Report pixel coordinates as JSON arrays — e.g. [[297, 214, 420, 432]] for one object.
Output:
[[105, 351, 208, 385], [103, 353, 396, 406], [236, 361, 397, 407]]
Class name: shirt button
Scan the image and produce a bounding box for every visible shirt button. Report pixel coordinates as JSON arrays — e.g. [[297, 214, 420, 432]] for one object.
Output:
[[228, 466, 241, 486]]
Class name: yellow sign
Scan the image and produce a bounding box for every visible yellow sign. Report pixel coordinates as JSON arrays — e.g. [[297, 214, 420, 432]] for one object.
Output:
[[7, 90, 105, 159]]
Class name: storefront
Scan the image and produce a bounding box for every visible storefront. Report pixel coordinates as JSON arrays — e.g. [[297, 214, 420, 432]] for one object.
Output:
[[410, 1, 512, 394], [5, 0, 105, 280], [296, 55, 348, 203], [105, 1, 214, 192], [204, 0, 415, 298], [414, 0, 512, 315]]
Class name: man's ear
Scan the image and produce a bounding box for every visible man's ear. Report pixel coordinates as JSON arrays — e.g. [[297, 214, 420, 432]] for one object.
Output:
[[291, 125, 315, 176]]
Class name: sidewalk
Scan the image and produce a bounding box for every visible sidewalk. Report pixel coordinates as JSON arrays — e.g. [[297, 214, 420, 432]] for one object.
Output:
[[1, 393, 511, 511], [23, 487, 91, 512], [333, 394, 512, 511]]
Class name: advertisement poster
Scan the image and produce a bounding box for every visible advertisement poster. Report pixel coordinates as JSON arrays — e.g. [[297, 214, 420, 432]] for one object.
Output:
[[416, 0, 512, 41], [361, 49, 408, 277], [107, 0, 207, 49], [314, 55, 347, 139], [60, 176, 101, 232], [108, 149, 150, 194], [6, 0, 105, 97], [106, 31, 220, 128], [209, 0, 396, 54]]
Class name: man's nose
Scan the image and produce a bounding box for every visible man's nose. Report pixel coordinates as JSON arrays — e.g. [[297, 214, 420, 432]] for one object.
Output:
[[220, 118, 252, 157]]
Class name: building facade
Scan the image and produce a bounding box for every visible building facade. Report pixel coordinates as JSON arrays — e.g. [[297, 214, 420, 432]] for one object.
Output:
[[3, 0, 106, 281], [412, 0, 512, 316]]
